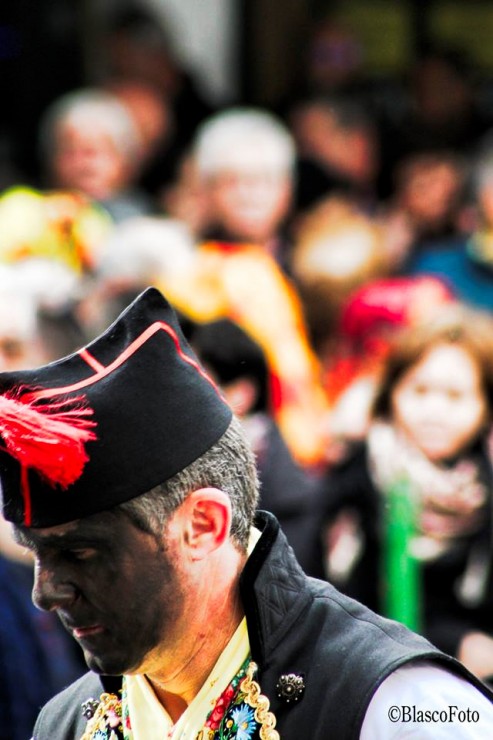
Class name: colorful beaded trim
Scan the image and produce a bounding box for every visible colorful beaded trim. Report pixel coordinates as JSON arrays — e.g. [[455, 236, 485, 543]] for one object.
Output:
[[80, 660, 278, 740]]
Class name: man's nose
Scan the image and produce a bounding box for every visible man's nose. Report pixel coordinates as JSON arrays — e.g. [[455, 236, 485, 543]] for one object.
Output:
[[32, 563, 77, 611]]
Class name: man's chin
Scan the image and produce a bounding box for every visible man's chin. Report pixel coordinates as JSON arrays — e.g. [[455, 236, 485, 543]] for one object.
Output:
[[83, 648, 137, 676]]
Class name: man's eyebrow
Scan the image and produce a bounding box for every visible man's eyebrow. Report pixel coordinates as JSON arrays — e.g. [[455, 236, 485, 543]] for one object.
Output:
[[13, 529, 106, 550]]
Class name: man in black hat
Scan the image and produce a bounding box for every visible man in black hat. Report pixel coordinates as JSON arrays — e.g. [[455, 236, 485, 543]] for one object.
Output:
[[1, 287, 492, 739]]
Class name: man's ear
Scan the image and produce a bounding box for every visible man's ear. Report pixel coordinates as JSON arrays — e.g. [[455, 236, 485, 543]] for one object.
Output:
[[178, 488, 232, 560]]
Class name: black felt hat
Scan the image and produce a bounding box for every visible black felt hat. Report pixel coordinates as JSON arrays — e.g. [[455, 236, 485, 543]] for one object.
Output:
[[0, 287, 232, 527]]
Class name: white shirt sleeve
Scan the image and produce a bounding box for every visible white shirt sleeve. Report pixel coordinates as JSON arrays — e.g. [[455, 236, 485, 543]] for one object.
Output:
[[360, 662, 493, 738]]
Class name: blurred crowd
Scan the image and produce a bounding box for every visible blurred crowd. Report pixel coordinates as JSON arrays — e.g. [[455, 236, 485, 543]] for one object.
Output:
[[4, 5, 493, 736]]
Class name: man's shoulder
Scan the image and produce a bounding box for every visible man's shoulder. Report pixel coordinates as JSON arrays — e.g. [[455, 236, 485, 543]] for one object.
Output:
[[33, 671, 108, 739]]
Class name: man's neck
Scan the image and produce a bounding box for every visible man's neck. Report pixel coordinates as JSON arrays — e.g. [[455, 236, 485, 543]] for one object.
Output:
[[144, 552, 247, 722]]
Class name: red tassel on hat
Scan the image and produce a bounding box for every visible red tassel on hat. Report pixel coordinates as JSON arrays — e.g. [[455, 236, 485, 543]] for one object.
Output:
[[0, 392, 97, 489]]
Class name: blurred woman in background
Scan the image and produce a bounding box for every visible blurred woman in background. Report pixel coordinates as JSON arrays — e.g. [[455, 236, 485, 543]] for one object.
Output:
[[323, 303, 493, 683]]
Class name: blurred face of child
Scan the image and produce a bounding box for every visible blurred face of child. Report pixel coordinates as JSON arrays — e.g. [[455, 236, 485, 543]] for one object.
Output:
[[52, 122, 132, 201], [391, 343, 487, 462]]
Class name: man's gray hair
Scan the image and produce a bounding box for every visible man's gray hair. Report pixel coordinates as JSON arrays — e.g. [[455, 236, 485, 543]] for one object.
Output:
[[119, 416, 259, 550]]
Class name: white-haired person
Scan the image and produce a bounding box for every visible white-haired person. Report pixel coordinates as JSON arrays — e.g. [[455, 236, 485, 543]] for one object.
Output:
[[159, 108, 330, 469], [191, 108, 295, 266], [39, 88, 155, 222]]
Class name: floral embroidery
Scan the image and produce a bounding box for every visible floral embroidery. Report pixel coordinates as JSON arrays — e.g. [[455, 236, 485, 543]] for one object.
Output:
[[205, 680, 238, 731], [230, 706, 256, 740], [199, 657, 257, 739], [197, 658, 281, 739], [120, 679, 133, 740]]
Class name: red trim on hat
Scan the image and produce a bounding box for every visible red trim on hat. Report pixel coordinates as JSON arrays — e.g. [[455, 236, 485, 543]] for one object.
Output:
[[26, 321, 222, 402], [21, 467, 32, 527], [79, 348, 105, 372]]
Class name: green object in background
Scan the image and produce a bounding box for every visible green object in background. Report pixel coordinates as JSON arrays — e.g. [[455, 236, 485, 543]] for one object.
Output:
[[381, 477, 422, 632]]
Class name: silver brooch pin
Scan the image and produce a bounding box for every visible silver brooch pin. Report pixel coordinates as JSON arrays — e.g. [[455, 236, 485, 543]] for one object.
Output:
[[81, 698, 99, 720], [276, 673, 305, 703]]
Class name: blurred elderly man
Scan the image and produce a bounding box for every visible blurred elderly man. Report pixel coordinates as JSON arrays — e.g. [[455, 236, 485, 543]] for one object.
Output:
[[39, 88, 154, 222]]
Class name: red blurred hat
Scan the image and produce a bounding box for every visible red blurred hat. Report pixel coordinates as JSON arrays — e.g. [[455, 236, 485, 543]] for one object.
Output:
[[339, 275, 455, 347]]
